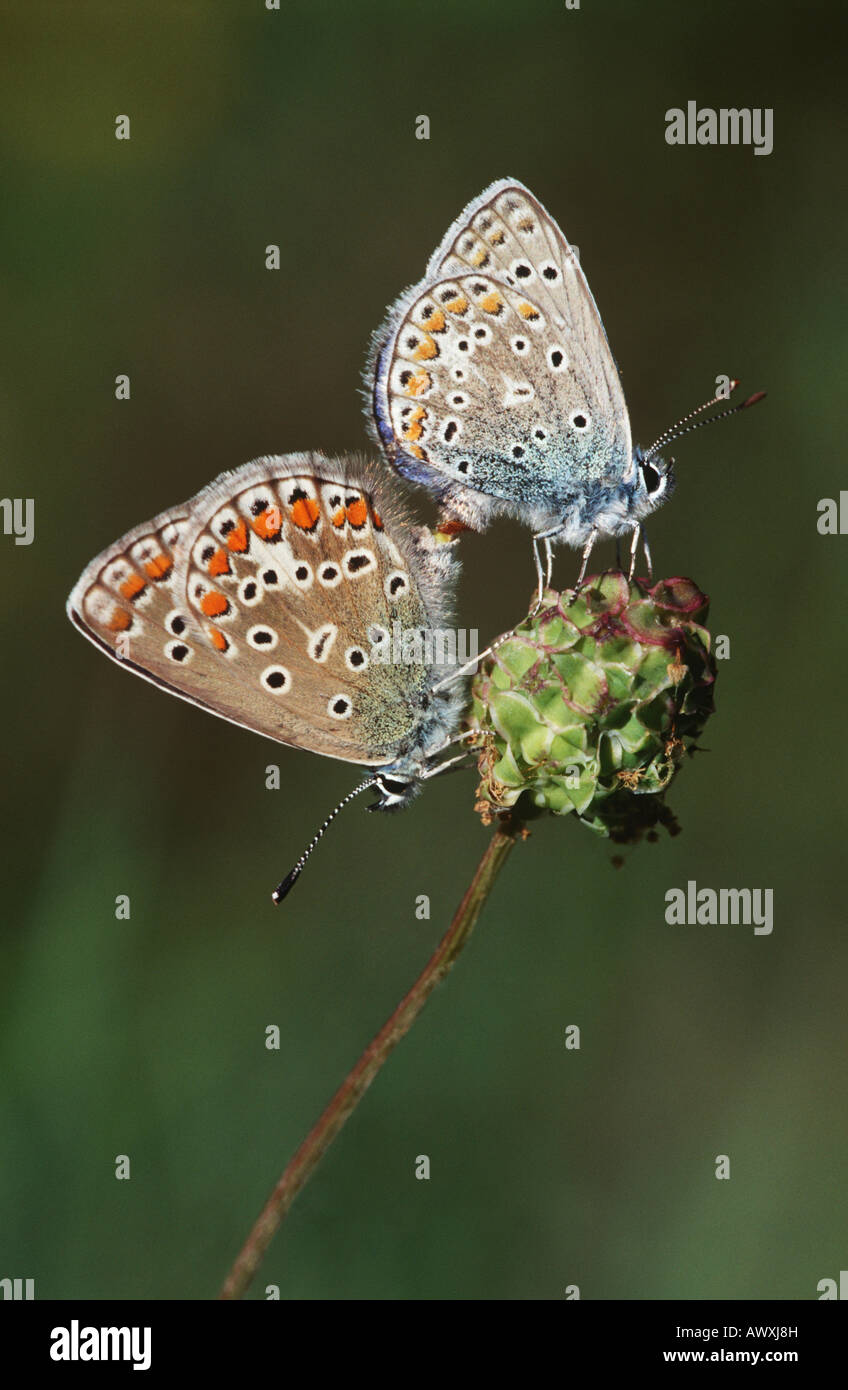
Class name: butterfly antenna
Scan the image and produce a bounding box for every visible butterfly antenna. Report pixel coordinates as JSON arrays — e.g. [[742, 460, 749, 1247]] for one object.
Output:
[[272, 778, 376, 905], [643, 381, 766, 463]]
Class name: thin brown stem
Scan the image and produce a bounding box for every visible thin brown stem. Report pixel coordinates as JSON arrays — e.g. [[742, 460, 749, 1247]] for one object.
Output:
[[218, 817, 520, 1300]]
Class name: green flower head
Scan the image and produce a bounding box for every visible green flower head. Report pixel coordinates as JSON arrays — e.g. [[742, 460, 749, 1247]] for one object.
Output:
[[467, 573, 717, 844]]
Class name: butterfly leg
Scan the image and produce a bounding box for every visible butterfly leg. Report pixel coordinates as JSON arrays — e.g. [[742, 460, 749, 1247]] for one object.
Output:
[[431, 630, 515, 693], [566, 528, 598, 605], [544, 537, 554, 588], [628, 524, 640, 581], [419, 729, 491, 781], [530, 532, 559, 609], [531, 536, 546, 609], [424, 729, 482, 757], [434, 531, 560, 691], [641, 528, 654, 580], [420, 748, 477, 781]]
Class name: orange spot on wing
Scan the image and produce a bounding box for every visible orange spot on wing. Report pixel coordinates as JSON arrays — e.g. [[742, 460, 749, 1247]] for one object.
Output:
[[207, 548, 231, 576], [371, 508, 384, 530], [252, 506, 284, 539], [413, 335, 437, 361], [119, 572, 146, 601], [403, 406, 425, 442], [346, 499, 368, 528], [479, 291, 502, 314], [406, 370, 431, 397], [144, 553, 172, 580], [332, 507, 346, 528], [489, 229, 506, 246], [444, 294, 468, 315], [435, 518, 472, 539], [226, 519, 249, 552], [471, 248, 489, 267], [290, 498, 320, 531], [420, 308, 446, 333], [201, 591, 228, 617], [518, 301, 540, 320], [209, 627, 229, 652], [408, 444, 425, 460], [106, 607, 131, 632]]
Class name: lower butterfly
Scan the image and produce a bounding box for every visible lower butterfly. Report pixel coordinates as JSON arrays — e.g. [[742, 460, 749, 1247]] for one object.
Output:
[[67, 453, 472, 902]]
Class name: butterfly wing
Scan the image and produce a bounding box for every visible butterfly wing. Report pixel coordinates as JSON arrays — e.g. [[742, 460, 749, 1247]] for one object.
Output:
[[369, 179, 633, 531], [66, 505, 235, 716], [68, 453, 460, 767]]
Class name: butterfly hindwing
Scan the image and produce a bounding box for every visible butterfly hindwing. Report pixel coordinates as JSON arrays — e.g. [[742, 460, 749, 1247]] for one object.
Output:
[[369, 179, 634, 531]]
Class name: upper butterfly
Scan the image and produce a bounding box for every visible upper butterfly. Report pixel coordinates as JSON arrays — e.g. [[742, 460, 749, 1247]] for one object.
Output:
[[367, 177, 760, 591], [67, 453, 469, 899]]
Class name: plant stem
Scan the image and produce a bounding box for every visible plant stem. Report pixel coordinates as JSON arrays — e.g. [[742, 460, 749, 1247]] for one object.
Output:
[[218, 817, 520, 1300]]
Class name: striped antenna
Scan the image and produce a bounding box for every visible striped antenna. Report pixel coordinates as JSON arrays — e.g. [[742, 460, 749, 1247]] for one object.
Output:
[[643, 381, 766, 463], [272, 778, 376, 905]]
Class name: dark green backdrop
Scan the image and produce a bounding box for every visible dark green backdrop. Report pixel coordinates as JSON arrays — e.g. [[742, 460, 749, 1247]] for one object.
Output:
[[2, 0, 846, 1299]]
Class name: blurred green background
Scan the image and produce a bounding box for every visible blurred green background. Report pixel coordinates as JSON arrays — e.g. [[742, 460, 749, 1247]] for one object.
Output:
[[1, 0, 846, 1300]]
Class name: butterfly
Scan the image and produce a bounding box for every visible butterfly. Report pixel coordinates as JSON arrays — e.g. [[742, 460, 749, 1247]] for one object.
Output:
[[367, 177, 763, 596], [66, 453, 471, 901]]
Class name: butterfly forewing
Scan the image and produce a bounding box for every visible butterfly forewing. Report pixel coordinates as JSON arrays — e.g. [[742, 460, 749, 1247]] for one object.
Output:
[[434, 182, 630, 456], [370, 178, 634, 526], [69, 454, 456, 768]]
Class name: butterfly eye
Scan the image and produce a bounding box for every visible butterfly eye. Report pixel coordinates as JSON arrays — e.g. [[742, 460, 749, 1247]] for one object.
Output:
[[375, 775, 410, 800], [641, 461, 662, 494]]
